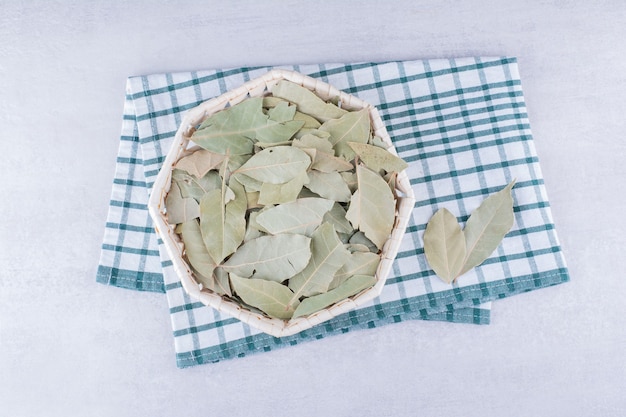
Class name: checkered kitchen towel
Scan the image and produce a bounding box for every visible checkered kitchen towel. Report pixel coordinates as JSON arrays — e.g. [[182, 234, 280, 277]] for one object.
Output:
[[97, 57, 569, 367]]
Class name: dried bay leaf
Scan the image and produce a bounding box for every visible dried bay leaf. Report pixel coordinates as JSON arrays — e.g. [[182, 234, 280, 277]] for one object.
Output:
[[345, 164, 395, 250], [323, 202, 353, 234], [175, 149, 226, 178], [172, 169, 221, 202], [268, 101, 297, 123], [347, 142, 408, 174], [348, 231, 378, 253], [459, 180, 516, 275], [256, 197, 334, 236], [331, 251, 380, 289], [271, 80, 347, 122], [193, 265, 232, 297], [234, 146, 311, 184], [192, 97, 302, 155], [179, 220, 216, 279], [288, 222, 351, 304], [199, 177, 247, 264], [222, 234, 312, 282], [166, 181, 200, 224], [293, 274, 376, 318], [423, 208, 466, 284], [292, 133, 334, 154], [305, 170, 352, 203], [423, 181, 516, 283], [230, 274, 298, 320], [319, 108, 371, 159], [258, 170, 309, 205]]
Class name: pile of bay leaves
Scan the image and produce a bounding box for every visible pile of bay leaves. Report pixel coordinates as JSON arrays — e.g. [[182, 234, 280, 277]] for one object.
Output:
[[165, 80, 408, 321]]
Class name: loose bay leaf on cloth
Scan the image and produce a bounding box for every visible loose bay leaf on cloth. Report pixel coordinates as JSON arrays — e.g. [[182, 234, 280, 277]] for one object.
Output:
[[192, 97, 303, 155], [288, 222, 351, 304], [234, 146, 311, 184], [255, 197, 334, 236], [230, 274, 298, 320], [460, 181, 516, 275], [423, 208, 466, 284], [424, 181, 516, 283], [271, 79, 347, 122], [345, 164, 395, 249], [222, 234, 312, 282], [319, 108, 371, 159], [293, 275, 377, 318]]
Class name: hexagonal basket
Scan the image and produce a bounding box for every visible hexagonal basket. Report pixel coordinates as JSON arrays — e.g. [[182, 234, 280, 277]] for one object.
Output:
[[147, 69, 415, 338]]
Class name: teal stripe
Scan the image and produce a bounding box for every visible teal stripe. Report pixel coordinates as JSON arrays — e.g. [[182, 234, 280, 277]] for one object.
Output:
[[101, 244, 160, 257]]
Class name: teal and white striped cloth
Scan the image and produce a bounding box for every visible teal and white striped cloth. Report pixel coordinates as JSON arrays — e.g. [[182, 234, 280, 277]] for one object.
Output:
[[97, 57, 569, 367]]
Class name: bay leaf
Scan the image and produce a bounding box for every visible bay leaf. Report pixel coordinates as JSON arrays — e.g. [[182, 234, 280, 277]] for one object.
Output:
[[268, 100, 297, 123], [370, 135, 388, 149], [310, 150, 354, 173], [222, 234, 312, 282], [330, 251, 380, 289], [322, 202, 353, 234], [340, 171, 358, 193], [344, 243, 371, 253], [459, 180, 516, 275], [243, 210, 265, 242], [199, 177, 247, 264], [230, 273, 298, 320], [175, 149, 226, 178], [292, 133, 334, 154], [292, 112, 322, 138], [233, 172, 263, 193], [256, 197, 334, 236], [234, 146, 311, 184], [172, 168, 221, 201], [423, 208, 466, 284], [262, 96, 287, 109], [297, 187, 323, 199], [226, 154, 252, 173], [258, 170, 310, 205], [288, 222, 351, 304], [345, 164, 396, 250], [347, 142, 408, 174], [305, 170, 352, 203], [271, 80, 347, 122], [246, 191, 261, 209], [179, 219, 216, 279], [166, 181, 200, 224], [348, 231, 378, 253], [192, 97, 302, 155], [293, 274, 376, 318], [319, 108, 371, 159], [193, 265, 232, 297]]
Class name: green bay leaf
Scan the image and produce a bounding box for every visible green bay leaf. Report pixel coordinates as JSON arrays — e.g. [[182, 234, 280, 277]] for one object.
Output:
[[258, 170, 309, 205], [255, 197, 334, 236], [460, 180, 516, 275], [319, 108, 371, 159], [199, 177, 247, 264], [423, 208, 466, 284], [222, 234, 312, 282], [234, 146, 311, 184], [288, 222, 351, 304], [230, 274, 298, 320], [347, 142, 408, 174], [345, 164, 395, 250], [271, 80, 347, 122], [175, 149, 226, 178], [166, 181, 200, 224], [305, 170, 352, 203], [192, 97, 302, 155], [179, 219, 216, 279], [293, 274, 376, 318]]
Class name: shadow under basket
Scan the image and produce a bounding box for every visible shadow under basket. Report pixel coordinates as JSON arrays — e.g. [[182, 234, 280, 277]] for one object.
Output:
[[148, 69, 416, 338]]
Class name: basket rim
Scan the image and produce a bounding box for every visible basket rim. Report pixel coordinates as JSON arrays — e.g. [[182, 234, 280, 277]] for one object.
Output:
[[147, 69, 416, 338]]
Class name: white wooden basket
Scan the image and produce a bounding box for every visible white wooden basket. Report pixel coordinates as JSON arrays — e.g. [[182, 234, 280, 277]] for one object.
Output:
[[148, 69, 416, 338]]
